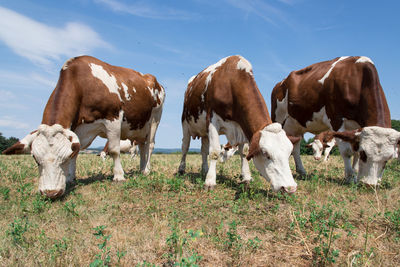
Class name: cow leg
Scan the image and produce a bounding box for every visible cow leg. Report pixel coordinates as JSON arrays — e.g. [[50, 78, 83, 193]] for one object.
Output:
[[129, 143, 137, 159], [107, 137, 125, 182], [139, 143, 146, 172], [336, 139, 356, 183], [201, 137, 209, 174], [352, 152, 359, 173], [292, 138, 307, 176], [178, 123, 191, 175], [66, 155, 77, 184], [239, 143, 252, 183], [140, 119, 159, 175], [205, 122, 220, 190], [323, 146, 333, 162]]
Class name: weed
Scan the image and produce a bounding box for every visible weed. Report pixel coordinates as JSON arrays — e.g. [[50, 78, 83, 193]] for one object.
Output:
[[48, 237, 68, 261], [7, 217, 30, 246], [0, 186, 10, 200], [32, 194, 50, 214], [384, 205, 400, 240], [63, 200, 79, 217]]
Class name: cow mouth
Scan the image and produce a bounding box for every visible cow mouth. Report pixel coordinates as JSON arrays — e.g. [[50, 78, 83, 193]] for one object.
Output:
[[282, 186, 297, 194]]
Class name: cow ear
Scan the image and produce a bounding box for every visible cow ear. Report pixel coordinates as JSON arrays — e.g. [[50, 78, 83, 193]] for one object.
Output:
[[333, 129, 361, 152], [63, 129, 80, 158], [287, 135, 301, 145], [2, 130, 38, 155], [246, 131, 262, 160]]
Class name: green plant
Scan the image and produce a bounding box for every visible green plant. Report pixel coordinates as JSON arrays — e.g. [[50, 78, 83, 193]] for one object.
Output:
[[7, 217, 30, 246], [224, 220, 242, 251], [48, 238, 68, 261], [32, 194, 49, 214], [0, 186, 10, 200], [384, 206, 400, 240], [63, 200, 78, 217], [90, 225, 126, 267]]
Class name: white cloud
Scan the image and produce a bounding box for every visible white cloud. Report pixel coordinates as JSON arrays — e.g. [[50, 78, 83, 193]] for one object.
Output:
[[0, 116, 30, 129], [0, 6, 110, 67], [94, 0, 197, 20], [0, 70, 56, 89]]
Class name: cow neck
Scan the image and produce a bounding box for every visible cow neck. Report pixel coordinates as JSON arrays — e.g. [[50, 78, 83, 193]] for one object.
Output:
[[234, 88, 272, 141], [41, 77, 81, 130]]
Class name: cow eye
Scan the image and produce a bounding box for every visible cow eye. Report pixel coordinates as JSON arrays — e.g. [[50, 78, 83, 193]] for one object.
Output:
[[263, 152, 271, 160], [359, 150, 367, 162]]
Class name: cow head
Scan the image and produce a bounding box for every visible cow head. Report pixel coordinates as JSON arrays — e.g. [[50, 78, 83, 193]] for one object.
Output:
[[334, 126, 400, 185], [219, 144, 238, 163], [307, 139, 324, 160], [4, 124, 80, 199], [99, 151, 107, 161], [247, 123, 297, 193]]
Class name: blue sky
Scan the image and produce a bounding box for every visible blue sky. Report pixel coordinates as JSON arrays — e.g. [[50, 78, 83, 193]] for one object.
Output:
[[0, 0, 399, 148]]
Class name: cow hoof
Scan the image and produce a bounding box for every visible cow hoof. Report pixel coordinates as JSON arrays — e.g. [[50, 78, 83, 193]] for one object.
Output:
[[113, 176, 126, 182], [204, 184, 215, 191], [141, 169, 150, 176], [178, 169, 185, 175], [239, 180, 251, 190]]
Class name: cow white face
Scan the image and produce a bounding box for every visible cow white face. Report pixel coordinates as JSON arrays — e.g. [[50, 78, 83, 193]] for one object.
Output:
[[355, 127, 400, 185], [247, 123, 297, 193], [30, 124, 80, 199], [334, 126, 400, 185], [309, 139, 323, 160]]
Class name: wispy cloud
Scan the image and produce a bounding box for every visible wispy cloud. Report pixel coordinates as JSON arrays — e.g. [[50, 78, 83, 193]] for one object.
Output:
[[0, 70, 56, 89], [0, 6, 110, 67], [94, 0, 198, 20], [0, 116, 30, 129], [224, 0, 291, 27]]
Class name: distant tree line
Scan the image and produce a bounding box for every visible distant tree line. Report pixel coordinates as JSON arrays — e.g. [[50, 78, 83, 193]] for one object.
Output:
[[0, 133, 18, 154], [1, 119, 400, 155]]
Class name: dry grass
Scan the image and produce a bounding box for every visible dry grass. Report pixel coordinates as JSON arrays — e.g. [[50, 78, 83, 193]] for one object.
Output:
[[0, 153, 399, 266]]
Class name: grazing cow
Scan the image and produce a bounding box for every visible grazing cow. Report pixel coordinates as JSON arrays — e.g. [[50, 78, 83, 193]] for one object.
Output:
[[307, 131, 336, 161], [219, 143, 239, 162], [2, 56, 165, 198], [271, 56, 399, 185], [179, 55, 297, 192], [99, 139, 139, 161]]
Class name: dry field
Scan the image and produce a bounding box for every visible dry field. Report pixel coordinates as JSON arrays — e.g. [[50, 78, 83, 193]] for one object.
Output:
[[0, 153, 399, 266]]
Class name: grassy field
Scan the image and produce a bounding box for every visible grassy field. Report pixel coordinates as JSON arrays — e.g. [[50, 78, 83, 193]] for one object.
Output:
[[0, 153, 399, 266]]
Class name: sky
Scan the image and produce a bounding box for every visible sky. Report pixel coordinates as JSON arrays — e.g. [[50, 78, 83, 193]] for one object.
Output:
[[0, 0, 399, 149]]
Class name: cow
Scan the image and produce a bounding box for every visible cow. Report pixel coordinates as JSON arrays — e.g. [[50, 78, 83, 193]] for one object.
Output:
[[178, 55, 298, 193], [2, 56, 165, 199], [271, 56, 399, 185], [307, 131, 336, 161], [99, 139, 139, 161], [219, 143, 239, 163]]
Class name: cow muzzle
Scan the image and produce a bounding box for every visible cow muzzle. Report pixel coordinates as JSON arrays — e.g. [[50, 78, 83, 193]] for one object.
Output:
[[40, 189, 64, 199]]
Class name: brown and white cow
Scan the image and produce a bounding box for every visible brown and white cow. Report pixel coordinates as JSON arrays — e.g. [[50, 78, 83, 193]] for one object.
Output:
[[2, 56, 165, 199], [99, 139, 139, 161], [307, 131, 336, 162], [178, 55, 297, 192], [271, 56, 399, 185]]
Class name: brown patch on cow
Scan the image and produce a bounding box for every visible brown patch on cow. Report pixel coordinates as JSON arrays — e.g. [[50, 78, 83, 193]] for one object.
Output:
[[333, 129, 361, 152], [70, 143, 80, 159], [39, 56, 163, 141], [271, 56, 391, 131], [287, 135, 301, 145], [314, 131, 336, 148], [182, 56, 272, 142], [2, 142, 26, 155], [246, 131, 262, 160]]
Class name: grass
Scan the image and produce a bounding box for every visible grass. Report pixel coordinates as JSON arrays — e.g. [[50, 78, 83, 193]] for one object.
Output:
[[0, 153, 399, 266]]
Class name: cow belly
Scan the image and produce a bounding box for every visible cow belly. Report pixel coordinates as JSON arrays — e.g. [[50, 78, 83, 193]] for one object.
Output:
[[212, 113, 248, 145], [184, 111, 208, 139]]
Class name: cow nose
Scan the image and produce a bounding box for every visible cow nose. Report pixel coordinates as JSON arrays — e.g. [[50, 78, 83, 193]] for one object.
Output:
[[314, 156, 321, 160], [41, 189, 64, 199], [281, 186, 297, 194]]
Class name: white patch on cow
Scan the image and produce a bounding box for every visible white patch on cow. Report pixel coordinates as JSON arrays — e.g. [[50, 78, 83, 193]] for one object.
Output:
[[252, 123, 297, 192], [188, 75, 196, 85], [356, 56, 374, 65], [305, 106, 332, 133], [275, 89, 288, 124], [201, 56, 229, 101], [132, 87, 137, 93], [355, 127, 400, 185], [311, 139, 324, 160], [184, 111, 208, 139], [89, 63, 122, 101], [62, 57, 75, 70], [121, 82, 131, 101], [236, 56, 253, 75], [220, 145, 238, 163], [211, 112, 248, 145], [318, 56, 349, 85]]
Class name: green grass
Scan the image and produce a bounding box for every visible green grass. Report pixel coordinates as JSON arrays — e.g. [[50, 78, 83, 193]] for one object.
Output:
[[0, 153, 399, 266]]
